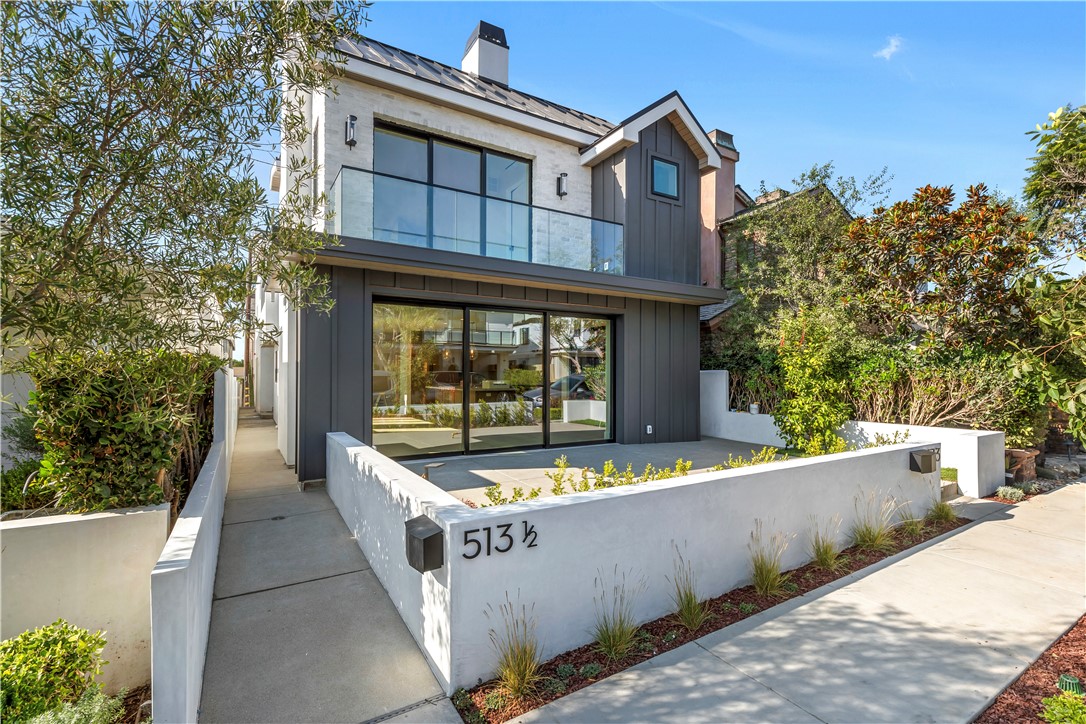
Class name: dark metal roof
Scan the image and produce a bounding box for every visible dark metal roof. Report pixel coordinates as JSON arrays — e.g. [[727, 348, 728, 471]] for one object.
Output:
[[465, 21, 508, 52], [336, 37, 615, 137]]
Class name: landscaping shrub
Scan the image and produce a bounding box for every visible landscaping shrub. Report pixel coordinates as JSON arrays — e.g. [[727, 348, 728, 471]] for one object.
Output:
[[724, 446, 781, 468], [25, 350, 221, 513], [0, 620, 107, 722], [28, 688, 123, 724], [996, 485, 1026, 502], [772, 310, 854, 457], [926, 499, 957, 524], [1, 457, 52, 513], [808, 514, 843, 572], [851, 489, 899, 552], [668, 547, 710, 632], [1040, 691, 1086, 723], [592, 566, 644, 660], [897, 504, 925, 538], [486, 594, 541, 699], [749, 520, 793, 596], [1, 405, 43, 461]]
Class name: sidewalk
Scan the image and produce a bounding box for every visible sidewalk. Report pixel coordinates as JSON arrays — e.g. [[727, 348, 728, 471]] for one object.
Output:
[[521, 483, 1086, 723], [198, 416, 459, 723]]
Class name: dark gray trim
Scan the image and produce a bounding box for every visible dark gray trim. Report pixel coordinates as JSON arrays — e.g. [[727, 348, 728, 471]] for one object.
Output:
[[317, 236, 728, 305]]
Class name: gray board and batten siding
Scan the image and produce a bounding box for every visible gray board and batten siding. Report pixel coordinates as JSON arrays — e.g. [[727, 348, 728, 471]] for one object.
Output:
[[591, 118, 702, 285], [296, 266, 701, 482]]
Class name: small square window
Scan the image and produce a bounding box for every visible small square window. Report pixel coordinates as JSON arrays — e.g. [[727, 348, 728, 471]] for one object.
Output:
[[652, 158, 679, 198]]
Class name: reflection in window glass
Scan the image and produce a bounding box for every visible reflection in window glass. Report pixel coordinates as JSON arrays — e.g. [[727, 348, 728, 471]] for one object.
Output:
[[652, 158, 679, 198], [433, 141, 481, 193], [374, 128, 427, 182], [372, 303, 464, 457], [485, 198, 530, 262], [486, 154, 529, 203], [468, 310, 544, 451], [433, 187, 481, 255], [548, 316, 611, 445], [373, 176, 428, 247]]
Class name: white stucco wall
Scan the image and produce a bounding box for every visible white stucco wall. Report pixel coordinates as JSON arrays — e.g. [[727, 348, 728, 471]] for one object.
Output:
[[151, 369, 238, 724], [326, 432, 942, 694], [699, 370, 1006, 498], [1, 505, 169, 693], [325, 433, 463, 691]]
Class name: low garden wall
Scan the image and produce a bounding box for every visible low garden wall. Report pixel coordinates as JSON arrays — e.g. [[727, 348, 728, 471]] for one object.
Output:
[[327, 432, 943, 693], [0, 504, 169, 693], [699, 370, 1005, 498], [150, 369, 238, 724]]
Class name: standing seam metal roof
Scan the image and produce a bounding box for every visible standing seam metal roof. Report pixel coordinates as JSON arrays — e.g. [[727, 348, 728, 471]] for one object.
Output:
[[335, 37, 615, 137]]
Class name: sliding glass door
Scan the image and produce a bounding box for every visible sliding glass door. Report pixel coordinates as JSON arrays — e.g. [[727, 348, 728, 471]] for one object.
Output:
[[372, 301, 612, 459]]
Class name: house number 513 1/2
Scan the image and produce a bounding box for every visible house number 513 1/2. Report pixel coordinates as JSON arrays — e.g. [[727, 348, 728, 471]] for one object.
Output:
[[462, 521, 538, 559]]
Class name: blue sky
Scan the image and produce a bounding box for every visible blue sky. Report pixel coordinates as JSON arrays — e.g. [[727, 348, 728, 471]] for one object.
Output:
[[358, 1, 1085, 208]]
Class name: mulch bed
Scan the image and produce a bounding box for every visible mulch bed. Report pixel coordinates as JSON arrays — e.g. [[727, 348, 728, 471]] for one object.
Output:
[[119, 684, 151, 724], [976, 614, 1086, 724], [454, 515, 969, 723]]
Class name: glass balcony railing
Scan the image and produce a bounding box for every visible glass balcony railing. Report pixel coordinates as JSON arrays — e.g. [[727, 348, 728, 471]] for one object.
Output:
[[328, 167, 624, 275]]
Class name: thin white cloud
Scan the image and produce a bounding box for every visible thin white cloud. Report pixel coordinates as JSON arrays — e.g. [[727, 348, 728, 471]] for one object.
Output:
[[874, 35, 904, 61]]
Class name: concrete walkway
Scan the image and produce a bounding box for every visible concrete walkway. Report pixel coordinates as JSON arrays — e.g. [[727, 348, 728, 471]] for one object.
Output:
[[199, 416, 459, 723], [521, 484, 1086, 723]]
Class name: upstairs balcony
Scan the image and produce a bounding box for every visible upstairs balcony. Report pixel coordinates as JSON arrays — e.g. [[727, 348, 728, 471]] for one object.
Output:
[[328, 167, 624, 276]]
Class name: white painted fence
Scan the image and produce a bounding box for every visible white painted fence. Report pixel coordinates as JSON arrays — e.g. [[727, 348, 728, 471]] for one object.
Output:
[[327, 432, 942, 693], [151, 369, 238, 724], [699, 370, 1005, 498]]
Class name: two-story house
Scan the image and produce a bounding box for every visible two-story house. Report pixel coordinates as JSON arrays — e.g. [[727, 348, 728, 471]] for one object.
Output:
[[263, 22, 742, 482]]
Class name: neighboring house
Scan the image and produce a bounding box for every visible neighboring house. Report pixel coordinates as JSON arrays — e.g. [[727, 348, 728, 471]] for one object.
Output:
[[260, 21, 743, 481]]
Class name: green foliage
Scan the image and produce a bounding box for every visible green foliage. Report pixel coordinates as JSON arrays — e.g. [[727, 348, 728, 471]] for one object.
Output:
[[1040, 691, 1086, 724], [669, 547, 710, 632], [486, 594, 541, 700], [28, 687, 123, 724], [926, 499, 957, 524], [726, 447, 782, 468], [483, 690, 506, 711], [540, 678, 566, 696], [1, 458, 52, 514], [502, 368, 542, 392], [481, 484, 541, 508], [850, 490, 899, 552], [1025, 105, 1086, 252], [839, 184, 1036, 349], [808, 514, 843, 572], [748, 520, 793, 597], [0, 620, 106, 722], [542, 455, 693, 500], [866, 431, 911, 448], [897, 505, 925, 538], [1, 406, 43, 461], [772, 309, 854, 456], [578, 663, 602, 679], [25, 350, 220, 512], [996, 485, 1026, 502], [555, 663, 576, 680], [592, 566, 644, 661], [2, 2, 370, 358], [738, 602, 758, 615], [941, 467, 959, 483]]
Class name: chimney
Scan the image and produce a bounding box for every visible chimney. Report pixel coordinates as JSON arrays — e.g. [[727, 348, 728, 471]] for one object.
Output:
[[700, 129, 740, 288], [462, 21, 509, 85]]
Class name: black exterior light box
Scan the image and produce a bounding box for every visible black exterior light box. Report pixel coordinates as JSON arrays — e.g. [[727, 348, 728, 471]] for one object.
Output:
[[910, 450, 939, 474], [405, 514, 444, 573]]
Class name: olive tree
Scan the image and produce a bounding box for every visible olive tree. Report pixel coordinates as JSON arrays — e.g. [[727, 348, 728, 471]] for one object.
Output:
[[1, 1, 369, 358]]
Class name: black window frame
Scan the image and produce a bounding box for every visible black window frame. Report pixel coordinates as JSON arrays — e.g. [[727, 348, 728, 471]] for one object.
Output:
[[650, 156, 680, 200]]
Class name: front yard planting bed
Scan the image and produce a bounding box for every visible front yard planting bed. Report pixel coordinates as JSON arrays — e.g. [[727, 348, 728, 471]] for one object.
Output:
[[453, 515, 969, 723], [976, 613, 1086, 724]]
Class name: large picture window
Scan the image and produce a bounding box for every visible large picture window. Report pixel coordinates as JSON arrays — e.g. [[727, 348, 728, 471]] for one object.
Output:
[[371, 301, 612, 459]]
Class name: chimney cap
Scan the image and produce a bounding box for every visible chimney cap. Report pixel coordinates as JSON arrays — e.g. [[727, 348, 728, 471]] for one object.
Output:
[[465, 21, 508, 55]]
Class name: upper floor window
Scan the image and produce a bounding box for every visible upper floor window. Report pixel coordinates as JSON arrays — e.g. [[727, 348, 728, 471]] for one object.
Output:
[[373, 126, 530, 202], [651, 158, 679, 199]]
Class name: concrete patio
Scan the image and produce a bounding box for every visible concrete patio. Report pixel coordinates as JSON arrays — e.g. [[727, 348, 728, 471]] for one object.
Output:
[[198, 417, 459, 723], [402, 436, 766, 505]]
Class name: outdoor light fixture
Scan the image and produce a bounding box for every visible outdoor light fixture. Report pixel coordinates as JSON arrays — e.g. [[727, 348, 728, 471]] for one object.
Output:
[[344, 114, 357, 149], [405, 514, 444, 573], [556, 172, 568, 198], [910, 449, 939, 474]]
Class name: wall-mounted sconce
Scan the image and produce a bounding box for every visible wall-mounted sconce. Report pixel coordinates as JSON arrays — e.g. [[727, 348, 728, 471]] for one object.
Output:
[[344, 115, 357, 149], [910, 449, 940, 474], [556, 172, 568, 198]]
